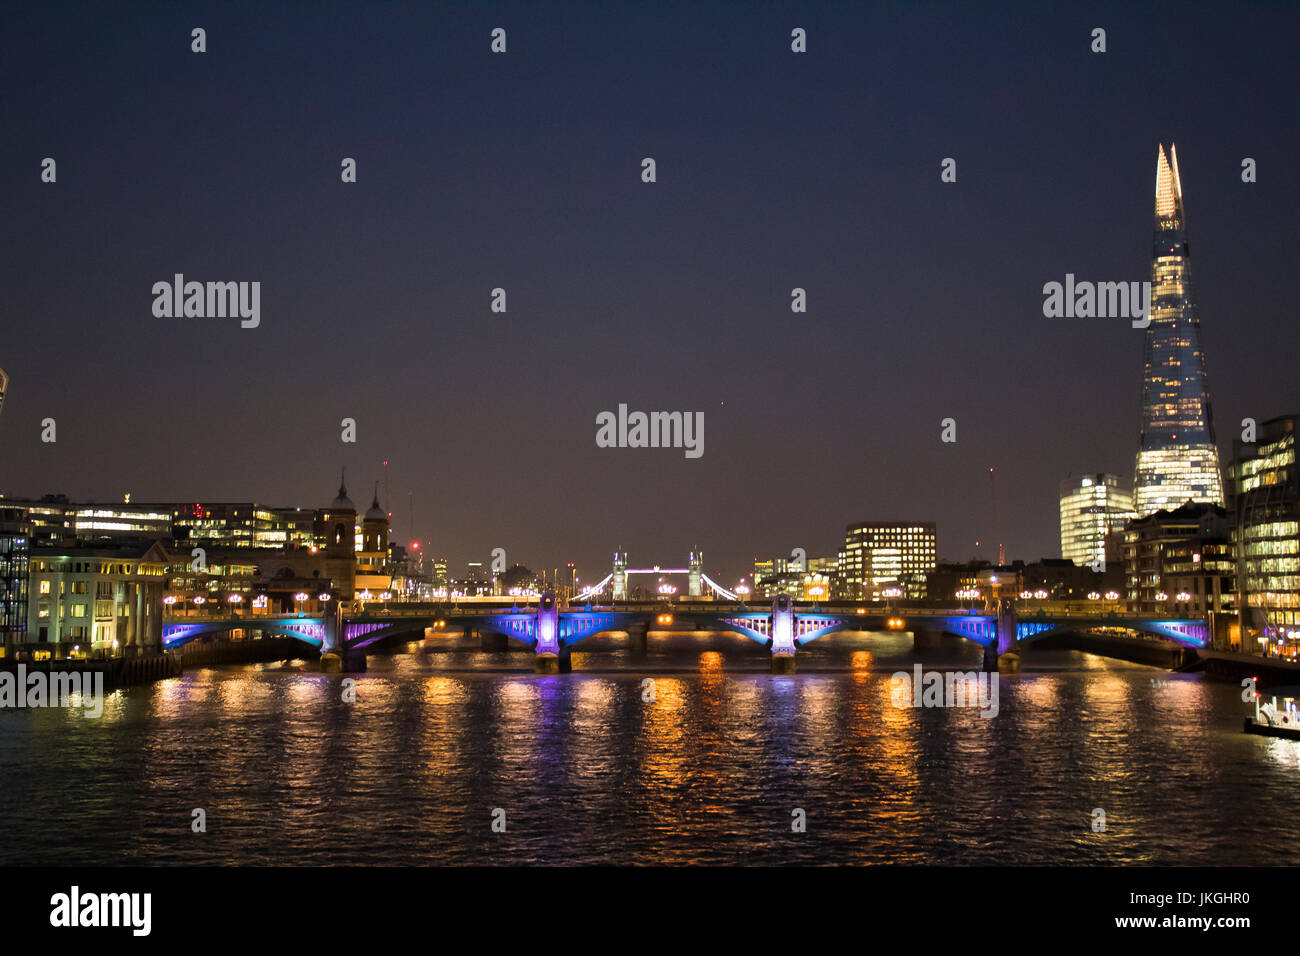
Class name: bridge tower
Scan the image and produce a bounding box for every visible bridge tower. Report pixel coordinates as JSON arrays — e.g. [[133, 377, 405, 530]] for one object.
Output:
[[688, 549, 702, 597], [612, 551, 628, 601], [770, 593, 797, 673]]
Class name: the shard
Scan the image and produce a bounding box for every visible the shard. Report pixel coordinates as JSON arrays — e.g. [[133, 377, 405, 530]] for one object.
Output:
[[1133, 144, 1224, 515]]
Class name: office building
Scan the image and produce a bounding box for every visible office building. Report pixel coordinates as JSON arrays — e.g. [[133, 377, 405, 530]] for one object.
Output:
[[1227, 415, 1300, 646], [1059, 474, 1134, 570], [842, 522, 936, 600]]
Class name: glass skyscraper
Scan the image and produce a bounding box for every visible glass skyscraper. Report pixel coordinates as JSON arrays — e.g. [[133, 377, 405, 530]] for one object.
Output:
[[1133, 143, 1224, 516], [1227, 416, 1300, 641]]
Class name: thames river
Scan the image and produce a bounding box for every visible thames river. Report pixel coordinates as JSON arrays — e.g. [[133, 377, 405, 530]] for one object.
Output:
[[2, 630, 1296, 865]]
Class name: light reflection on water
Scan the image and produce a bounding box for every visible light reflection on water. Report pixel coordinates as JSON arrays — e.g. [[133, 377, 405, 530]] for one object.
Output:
[[0, 630, 1295, 865]]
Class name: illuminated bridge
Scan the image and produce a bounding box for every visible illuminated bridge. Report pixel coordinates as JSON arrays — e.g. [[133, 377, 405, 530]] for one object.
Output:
[[162, 590, 1210, 675]]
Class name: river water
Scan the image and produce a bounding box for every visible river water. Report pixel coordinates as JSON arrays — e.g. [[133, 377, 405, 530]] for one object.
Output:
[[1, 630, 1296, 865]]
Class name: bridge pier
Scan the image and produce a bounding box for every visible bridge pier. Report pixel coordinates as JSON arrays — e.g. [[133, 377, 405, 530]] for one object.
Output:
[[912, 626, 944, 652], [473, 626, 509, 652], [320, 648, 367, 673], [770, 652, 797, 674], [533, 593, 568, 673], [319, 608, 369, 673], [770, 595, 797, 674], [481, 631, 509, 652], [987, 598, 1021, 674], [626, 621, 648, 655]]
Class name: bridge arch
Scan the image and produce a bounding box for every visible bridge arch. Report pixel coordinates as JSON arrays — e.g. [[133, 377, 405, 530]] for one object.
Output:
[[161, 617, 328, 650]]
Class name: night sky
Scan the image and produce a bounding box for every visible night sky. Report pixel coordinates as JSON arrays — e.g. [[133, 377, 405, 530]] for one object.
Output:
[[2, 1, 1296, 585]]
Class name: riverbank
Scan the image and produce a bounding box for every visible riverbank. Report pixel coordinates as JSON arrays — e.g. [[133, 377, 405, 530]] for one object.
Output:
[[0, 653, 181, 688], [0, 637, 318, 688]]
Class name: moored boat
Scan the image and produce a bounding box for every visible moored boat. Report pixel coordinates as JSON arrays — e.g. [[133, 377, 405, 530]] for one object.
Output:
[[1244, 685, 1300, 739]]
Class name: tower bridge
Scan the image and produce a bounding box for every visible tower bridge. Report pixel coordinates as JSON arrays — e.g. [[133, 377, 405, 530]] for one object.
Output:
[[162, 589, 1210, 675], [598, 550, 709, 600]]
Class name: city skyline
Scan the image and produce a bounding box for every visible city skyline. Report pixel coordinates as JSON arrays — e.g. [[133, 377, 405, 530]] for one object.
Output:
[[2, 3, 1295, 588], [4, 0, 1300, 909]]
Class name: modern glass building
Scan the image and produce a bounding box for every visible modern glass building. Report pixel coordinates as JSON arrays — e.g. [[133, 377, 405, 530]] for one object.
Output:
[[0, 506, 31, 652], [1059, 474, 1134, 570], [1133, 144, 1224, 516], [1227, 416, 1300, 647]]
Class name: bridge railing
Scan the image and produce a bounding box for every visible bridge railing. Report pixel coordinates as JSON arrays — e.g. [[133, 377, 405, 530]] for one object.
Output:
[[161, 610, 312, 623]]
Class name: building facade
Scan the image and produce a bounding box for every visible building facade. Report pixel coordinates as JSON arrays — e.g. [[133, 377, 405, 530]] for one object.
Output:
[[0, 506, 31, 652], [24, 541, 169, 658], [1227, 415, 1300, 649], [1123, 502, 1234, 621], [1059, 474, 1134, 570], [355, 488, 392, 597], [842, 522, 936, 600]]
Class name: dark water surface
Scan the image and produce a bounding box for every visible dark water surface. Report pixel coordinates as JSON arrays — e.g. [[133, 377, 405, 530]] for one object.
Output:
[[2, 631, 1296, 865]]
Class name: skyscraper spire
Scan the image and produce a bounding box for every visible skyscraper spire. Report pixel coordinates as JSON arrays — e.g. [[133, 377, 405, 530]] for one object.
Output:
[[1133, 143, 1224, 516], [1154, 143, 1182, 218]]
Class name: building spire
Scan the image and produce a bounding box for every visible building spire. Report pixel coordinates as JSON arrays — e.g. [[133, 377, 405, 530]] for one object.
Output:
[[1155, 143, 1183, 219], [338, 467, 348, 499]]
